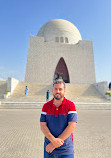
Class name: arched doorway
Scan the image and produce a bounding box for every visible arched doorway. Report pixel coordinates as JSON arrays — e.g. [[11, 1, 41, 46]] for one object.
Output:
[[54, 57, 70, 83]]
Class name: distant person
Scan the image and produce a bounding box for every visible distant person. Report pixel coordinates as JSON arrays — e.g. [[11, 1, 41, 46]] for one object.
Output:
[[25, 86, 29, 96], [109, 82, 111, 90], [46, 90, 50, 101]]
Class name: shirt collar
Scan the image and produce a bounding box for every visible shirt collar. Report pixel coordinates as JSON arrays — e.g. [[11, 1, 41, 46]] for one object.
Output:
[[51, 97, 66, 108]]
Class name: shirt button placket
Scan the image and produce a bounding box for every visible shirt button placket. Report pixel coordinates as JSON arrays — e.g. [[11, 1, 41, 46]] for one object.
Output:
[[55, 107, 58, 117]]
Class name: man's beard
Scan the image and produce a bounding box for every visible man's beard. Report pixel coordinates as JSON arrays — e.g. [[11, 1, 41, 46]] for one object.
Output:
[[54, 93, 63, 100]]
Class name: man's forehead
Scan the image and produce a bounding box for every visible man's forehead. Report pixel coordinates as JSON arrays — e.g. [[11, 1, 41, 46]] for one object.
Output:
[[53, 83, 64, 88]]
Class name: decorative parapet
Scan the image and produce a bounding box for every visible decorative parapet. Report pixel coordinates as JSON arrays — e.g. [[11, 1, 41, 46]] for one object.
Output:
[[93, 81, 108, 97], [7, 77, 19, 94]]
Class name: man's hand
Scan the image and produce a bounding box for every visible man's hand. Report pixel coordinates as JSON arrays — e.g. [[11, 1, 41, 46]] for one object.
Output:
[[40, 122, 63, 149], [46, 143, 55, 153], [46, 138, 64, 153], [51, 138, 64, 148]]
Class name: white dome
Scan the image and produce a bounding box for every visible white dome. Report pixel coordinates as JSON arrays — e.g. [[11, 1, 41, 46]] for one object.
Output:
[[37, 19, 82, 44]]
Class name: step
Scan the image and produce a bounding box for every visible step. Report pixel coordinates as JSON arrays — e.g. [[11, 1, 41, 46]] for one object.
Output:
[[1, 102, 111, 110], [0, 82, 108, 103]]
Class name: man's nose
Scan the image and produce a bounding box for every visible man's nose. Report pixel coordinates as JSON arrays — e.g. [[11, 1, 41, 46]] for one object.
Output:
[[56, 89, 60, 93]]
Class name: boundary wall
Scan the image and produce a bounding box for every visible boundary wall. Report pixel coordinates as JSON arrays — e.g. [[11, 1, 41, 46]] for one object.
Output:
[[7, 77, 19, 94]]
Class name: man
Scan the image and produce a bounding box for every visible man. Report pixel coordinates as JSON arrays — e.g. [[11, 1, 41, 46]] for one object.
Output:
[[46, 90, 50, 102], [40, 79, 77, 158], [25, 86, 29, 96]]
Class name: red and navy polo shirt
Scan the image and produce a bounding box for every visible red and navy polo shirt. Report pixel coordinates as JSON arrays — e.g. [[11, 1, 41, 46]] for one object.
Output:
[[40, 97, 77, 155]]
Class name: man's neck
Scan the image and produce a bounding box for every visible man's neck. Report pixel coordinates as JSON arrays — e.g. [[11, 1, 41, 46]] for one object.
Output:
[[53, 97, 64, 107]]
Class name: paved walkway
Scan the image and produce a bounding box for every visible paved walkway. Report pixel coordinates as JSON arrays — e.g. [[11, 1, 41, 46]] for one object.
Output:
[[0, 108, 111, 158]]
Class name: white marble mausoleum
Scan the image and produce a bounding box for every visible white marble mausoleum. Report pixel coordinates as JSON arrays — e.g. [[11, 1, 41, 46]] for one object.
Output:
[[25, 19, 96, 84]]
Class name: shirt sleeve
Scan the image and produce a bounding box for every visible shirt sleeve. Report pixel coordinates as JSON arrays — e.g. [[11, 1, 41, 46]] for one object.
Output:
[[40, 104, 47, 122], [68, 102, 77, 122]]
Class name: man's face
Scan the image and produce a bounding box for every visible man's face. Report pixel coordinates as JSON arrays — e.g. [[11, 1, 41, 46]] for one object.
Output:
[[52, 83, 65, 100]]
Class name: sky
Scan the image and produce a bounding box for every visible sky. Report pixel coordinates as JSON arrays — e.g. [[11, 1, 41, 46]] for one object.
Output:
[[0, 0, 111, 83]]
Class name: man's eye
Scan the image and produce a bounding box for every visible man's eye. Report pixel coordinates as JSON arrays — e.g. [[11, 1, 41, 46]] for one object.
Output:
[[59, 88, 62, 91]]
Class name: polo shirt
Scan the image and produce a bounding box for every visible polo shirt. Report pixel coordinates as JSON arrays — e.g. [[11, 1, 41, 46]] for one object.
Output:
[[40, 97, 77, 155]]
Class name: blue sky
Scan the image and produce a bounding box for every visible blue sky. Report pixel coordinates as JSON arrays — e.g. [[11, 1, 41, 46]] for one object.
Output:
[[0, 0, 111, 83]]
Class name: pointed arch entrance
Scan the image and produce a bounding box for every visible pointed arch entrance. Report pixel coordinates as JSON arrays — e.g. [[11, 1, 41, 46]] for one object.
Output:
[[54, 57, 70, 83]]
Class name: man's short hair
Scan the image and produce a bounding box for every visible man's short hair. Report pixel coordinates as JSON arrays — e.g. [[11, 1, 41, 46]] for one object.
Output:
[[53, 79, 65, 89]]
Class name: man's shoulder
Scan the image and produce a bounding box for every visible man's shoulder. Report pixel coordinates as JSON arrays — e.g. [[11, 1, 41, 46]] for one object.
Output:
[[43, 99, 53, 107], [64, 98, 76, 111], [64, 98, 75, 106]]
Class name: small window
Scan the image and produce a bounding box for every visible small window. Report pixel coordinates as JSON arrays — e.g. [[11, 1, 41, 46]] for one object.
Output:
[[60, 37, 64, 43], [65, 37, 68, 43], [55, 37, 59, 42]]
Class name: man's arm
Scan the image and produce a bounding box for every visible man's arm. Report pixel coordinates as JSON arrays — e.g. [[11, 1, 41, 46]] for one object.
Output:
[[46, 122, 76, 153], [40, 122, 64, 148], [58, 122, 76, 140]]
